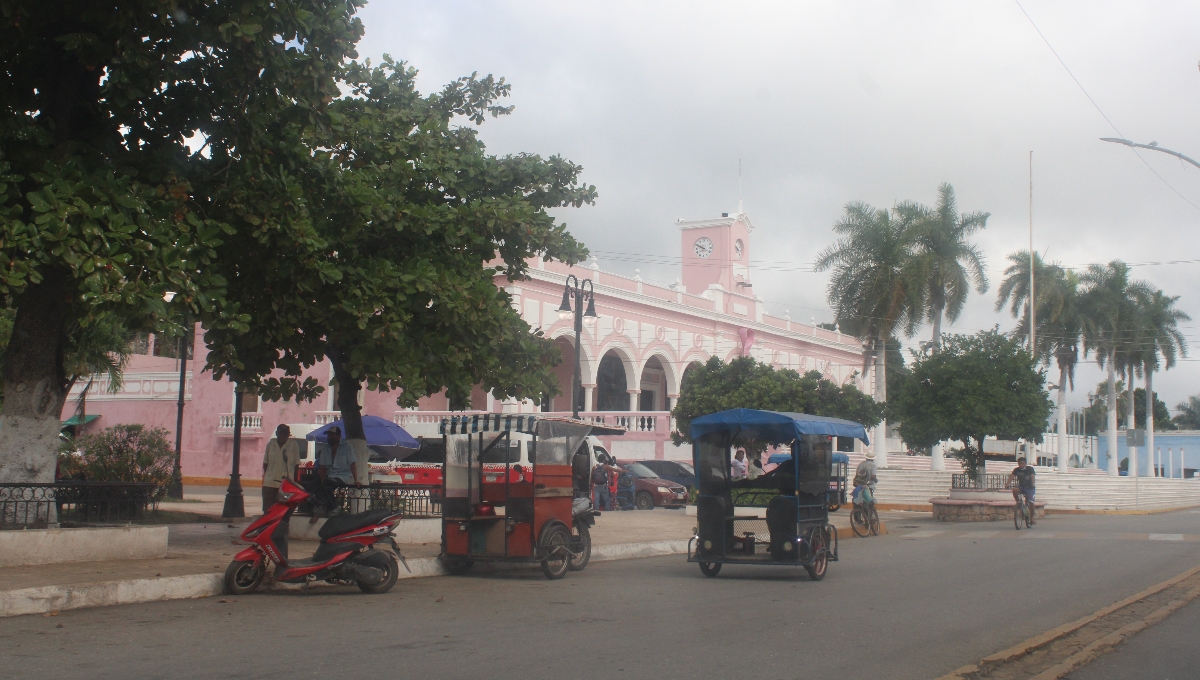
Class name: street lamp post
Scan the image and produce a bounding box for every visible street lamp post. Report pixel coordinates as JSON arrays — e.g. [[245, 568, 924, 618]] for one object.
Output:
[[222, 380, 246, 518], [556, 275, 598, 417], [163, 291, 188, 500]]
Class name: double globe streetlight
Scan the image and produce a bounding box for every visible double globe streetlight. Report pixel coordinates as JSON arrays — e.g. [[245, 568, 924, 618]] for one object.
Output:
[[556, 275, 598, 417]]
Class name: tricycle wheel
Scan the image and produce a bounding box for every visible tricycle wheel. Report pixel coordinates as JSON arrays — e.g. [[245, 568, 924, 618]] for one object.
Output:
[[441, 557, 474, 575], [224, 559, 264, 595], [568, 521, 591, 571], [699, 561, 722, 577], [540, 524, 571, 579], [357, 553, 399, 594], [635, 492, 655, 510], [805, 527, 828, 581]]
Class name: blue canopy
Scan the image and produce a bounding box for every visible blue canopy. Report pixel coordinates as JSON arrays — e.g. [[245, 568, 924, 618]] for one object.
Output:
[[305, 415, 420, 449], [767, 451, 850, 465], [690, 409, 870, 446]]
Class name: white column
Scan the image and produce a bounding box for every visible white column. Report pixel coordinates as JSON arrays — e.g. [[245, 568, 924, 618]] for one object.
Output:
[[930, 442, 946, 471], [582, 384, 595, 413], [628, 389, 640, 412], [874, 423, 889, 468], [1169, 448, 1174, 479]]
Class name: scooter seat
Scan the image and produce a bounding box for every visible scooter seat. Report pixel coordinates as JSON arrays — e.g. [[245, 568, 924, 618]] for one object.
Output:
[[318, 508, 396, 539]]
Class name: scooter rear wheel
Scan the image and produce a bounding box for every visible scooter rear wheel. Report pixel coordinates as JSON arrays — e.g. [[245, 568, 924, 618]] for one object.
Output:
[[357, 553, 399, 594], [224, 559, 265, 595], [540, 524, 571, 579], [568, 522, 591, 571]]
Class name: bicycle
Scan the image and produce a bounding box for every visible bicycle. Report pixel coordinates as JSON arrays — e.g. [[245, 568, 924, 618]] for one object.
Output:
[[850, 484, 879, 537], [1013, 488, 1033, 530]]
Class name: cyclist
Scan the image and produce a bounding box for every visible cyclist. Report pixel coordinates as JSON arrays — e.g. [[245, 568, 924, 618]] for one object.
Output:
[[1008, 457, 1036, 525], [851, 450, 877, 505]]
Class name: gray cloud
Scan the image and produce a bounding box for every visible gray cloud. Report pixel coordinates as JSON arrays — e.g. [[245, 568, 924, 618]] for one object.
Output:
[[357, 0, 1200, 410]]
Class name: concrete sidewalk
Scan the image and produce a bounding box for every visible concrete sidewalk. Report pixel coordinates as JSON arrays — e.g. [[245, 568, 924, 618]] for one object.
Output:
[[0, 504, 889, 618]]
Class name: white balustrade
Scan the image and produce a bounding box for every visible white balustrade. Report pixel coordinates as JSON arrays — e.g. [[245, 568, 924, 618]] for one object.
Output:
[[314, 411, 341, 425], [217, 413, 264, 432], [391, 409, 670, 434]]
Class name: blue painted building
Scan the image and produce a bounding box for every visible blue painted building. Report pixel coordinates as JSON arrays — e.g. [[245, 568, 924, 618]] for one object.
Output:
[[1097, 431, 1200, 477]]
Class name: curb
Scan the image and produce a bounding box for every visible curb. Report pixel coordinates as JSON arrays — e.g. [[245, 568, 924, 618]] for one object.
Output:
[[0, 526, 886, 618]]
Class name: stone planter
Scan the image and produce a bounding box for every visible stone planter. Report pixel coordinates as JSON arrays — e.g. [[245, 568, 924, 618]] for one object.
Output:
[[931, 498, 1046, 522]]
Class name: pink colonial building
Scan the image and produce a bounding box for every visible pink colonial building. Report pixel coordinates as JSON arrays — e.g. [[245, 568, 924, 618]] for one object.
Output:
[[62, 212, 873, 484]]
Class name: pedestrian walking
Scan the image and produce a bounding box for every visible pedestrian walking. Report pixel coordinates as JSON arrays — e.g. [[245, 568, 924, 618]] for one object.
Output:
[[731, 449, 748, 480], [261, 424, 300, 512]]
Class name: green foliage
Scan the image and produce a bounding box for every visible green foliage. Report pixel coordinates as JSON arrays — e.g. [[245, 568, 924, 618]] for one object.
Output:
[[890, 329, 1053, 477], [1174, 395, 1200, 430], [58, 424, 173, 489], [670, 356, 884, 453], [200, 56, 594, 432]]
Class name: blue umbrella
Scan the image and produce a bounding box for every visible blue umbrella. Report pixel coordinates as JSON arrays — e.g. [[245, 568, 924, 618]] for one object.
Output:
[[305, 415, 420, 449]]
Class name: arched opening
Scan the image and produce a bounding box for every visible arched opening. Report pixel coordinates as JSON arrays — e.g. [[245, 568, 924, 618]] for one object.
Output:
[[680, 361, 704, 395], [639, 356, 669, 411], [596, 351, 630, 411], [549, 336, 580, 412]]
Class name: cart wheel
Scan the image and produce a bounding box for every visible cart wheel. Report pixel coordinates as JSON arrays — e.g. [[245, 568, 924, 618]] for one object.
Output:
[[850, 506, 869, 537], [224, 559, 265, 595], [699, 562, 722, 577], [568, 522, 591, 571], [442, 557, 474, 575], [540, 524, 571, 579], [805, 528, 828, 581], [868, 506, 880, 536], [635, 492, 655, 510]]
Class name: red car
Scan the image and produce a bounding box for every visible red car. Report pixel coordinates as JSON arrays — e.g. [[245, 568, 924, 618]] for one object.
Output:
[[617, 460, 689, 510]]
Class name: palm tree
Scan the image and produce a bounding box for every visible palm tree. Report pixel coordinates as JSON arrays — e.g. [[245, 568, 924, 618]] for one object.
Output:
[[1174, 395, 1200, 429], [996, 251, 1082, 469], [910, 183, 989, 350], [1131, 288, 1190, 474], [1080, 261, 1150, 476], [815, 201, 924, 466]]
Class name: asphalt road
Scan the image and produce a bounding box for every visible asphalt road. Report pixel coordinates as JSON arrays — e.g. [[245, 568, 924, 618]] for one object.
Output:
[[2, 510, 1198, 680]]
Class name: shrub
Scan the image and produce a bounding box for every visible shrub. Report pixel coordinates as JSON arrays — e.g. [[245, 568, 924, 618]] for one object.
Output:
[[59, 425, 174, 491]]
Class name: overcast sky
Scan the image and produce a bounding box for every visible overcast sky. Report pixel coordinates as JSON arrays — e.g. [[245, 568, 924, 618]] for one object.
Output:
[[355, 1, 1200, 412]]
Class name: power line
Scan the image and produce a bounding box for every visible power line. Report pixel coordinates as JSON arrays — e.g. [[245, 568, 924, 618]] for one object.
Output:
[[1012, 0, 1200, 212]]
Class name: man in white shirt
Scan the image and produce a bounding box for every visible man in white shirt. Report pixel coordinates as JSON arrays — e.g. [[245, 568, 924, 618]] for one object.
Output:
[[731, 449, 748, 480], [261, 424, 300, 512]]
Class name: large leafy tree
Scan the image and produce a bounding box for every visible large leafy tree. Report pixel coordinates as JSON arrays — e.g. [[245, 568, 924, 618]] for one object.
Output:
[[200, 58, 595, 441], [814, 201, 923, 461], [1079, 261, 1150, 475], [0, 1, 364, 484], [670, 356, 883, 453], [890, 329, 1053, 478], [910, 183, 989, 350]]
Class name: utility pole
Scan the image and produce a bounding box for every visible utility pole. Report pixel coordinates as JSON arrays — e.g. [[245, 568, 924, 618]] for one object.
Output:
[[1029, 151, 1035, 361]]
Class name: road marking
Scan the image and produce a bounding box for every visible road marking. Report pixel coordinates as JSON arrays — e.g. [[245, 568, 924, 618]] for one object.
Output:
[[903, 530, 945, 538], [1024, 532, 1057, 539], [1149, 533, 1184, 541], [961, 531, 1000, 539]]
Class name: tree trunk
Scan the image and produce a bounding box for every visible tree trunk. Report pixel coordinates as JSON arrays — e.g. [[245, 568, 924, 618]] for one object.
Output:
[[1146, 369, 1155, 477], [1125, 367, 1137, 477], [873, 333, 889, 468], [1105, 356, 1118, 476], [0, 272, 72, 486], [1057, 364, 1068, 472], [930, 303, 943, 351], [328, 348, 366, 440]]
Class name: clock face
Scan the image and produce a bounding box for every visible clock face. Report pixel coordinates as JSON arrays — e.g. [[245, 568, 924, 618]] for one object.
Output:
[[694, 237, 714, 258], [734, 239, 744, 260]]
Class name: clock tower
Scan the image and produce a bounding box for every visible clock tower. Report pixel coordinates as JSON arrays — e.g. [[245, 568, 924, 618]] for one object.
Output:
[[678, 212, 753, 296]]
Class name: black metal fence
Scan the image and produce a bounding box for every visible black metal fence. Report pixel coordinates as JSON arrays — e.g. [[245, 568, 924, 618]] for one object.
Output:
[[951, 473, 1011, 490], [0, 482, 162, 529], [331, 484, 442, 519]]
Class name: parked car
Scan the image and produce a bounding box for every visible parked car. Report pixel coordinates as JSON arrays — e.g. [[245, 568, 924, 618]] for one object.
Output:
[[636, 459, 696, 490], [616, 460, 689, 510]]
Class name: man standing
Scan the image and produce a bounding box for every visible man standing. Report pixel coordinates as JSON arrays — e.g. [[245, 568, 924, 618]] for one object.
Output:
[[310, 426, 361, 524], [731, 449, 748, 480], [261, 424, 300, 513]]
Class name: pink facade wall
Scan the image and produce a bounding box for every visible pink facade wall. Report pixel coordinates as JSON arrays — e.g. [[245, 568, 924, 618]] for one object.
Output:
[[62, 211, 872, 477]]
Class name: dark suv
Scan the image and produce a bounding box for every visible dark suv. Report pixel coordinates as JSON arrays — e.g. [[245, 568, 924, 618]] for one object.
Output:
[[636, 459, 696, 491], [617, 460, 689, 510]]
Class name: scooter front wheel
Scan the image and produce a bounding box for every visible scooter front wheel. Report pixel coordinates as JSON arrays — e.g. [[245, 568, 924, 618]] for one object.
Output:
[[224, 559, 265, 595]]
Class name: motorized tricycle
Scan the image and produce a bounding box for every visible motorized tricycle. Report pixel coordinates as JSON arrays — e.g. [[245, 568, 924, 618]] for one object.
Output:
[[687, 409, 870, 580], [439, 414, 624, 579]]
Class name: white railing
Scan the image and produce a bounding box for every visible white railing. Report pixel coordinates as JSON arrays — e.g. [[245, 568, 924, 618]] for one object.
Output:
[[314, 411, 341, 425], [217, 413, 264, 433], [393, 409, 674, 435]]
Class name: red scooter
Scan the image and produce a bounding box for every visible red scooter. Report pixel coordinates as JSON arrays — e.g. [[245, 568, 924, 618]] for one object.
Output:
[[224, 479, 408, 595]]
